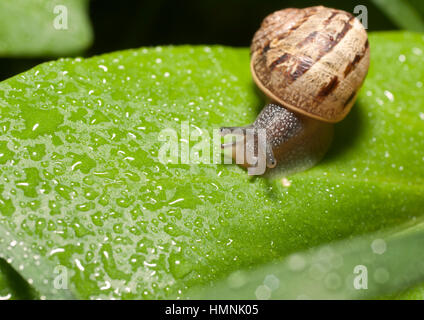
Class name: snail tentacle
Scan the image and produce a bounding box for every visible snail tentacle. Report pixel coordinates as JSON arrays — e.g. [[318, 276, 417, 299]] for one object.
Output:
[[266, 144, 277, 168]]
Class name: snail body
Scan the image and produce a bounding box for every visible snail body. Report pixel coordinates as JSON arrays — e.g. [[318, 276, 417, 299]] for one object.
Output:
[[221, 6, 370, 174]]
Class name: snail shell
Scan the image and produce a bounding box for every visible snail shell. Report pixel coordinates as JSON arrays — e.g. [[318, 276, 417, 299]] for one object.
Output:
[[250, 6, 370, 123]]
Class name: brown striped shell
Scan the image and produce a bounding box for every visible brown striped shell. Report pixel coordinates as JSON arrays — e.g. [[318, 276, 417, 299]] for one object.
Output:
[[251, 6, 370, 123]]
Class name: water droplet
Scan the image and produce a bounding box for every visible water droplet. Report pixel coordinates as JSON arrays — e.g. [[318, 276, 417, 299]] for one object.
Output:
[[371, 239, 386, 255], [374, 268, 390, 284], [255, 285, 271, 300], [384, 90, 394, 102], [263, 274, 280, 291]]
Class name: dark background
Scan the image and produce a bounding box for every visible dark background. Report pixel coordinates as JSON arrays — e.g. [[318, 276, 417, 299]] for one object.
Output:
[[0, 0, 398, 81], [87, 0, 395, 54]]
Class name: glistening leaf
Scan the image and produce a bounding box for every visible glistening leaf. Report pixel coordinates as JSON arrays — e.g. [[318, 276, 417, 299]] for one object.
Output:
[[0, 32, 423, 299], [0, 0, 92, 57]]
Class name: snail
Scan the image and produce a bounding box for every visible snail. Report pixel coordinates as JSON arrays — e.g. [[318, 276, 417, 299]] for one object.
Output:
[[220, 6, 370, 175]]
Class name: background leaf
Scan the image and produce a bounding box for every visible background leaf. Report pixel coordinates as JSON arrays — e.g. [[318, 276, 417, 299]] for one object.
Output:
[[0, 32, 422, 299], [0, 0, 92, 57], [0, 258, 38, 300], [371, 0, 424, 31], [190, 223, 424, 299]]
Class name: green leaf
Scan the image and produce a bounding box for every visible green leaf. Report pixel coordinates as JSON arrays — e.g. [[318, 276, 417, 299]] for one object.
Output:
[[0, 0, 92, 57], [372, 0, 424, 31], [190, 224, 424, 299], [0, 32, 423, 299]]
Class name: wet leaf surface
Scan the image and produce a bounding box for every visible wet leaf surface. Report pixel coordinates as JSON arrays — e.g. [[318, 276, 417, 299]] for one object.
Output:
[[0, 32, 423, 299]]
